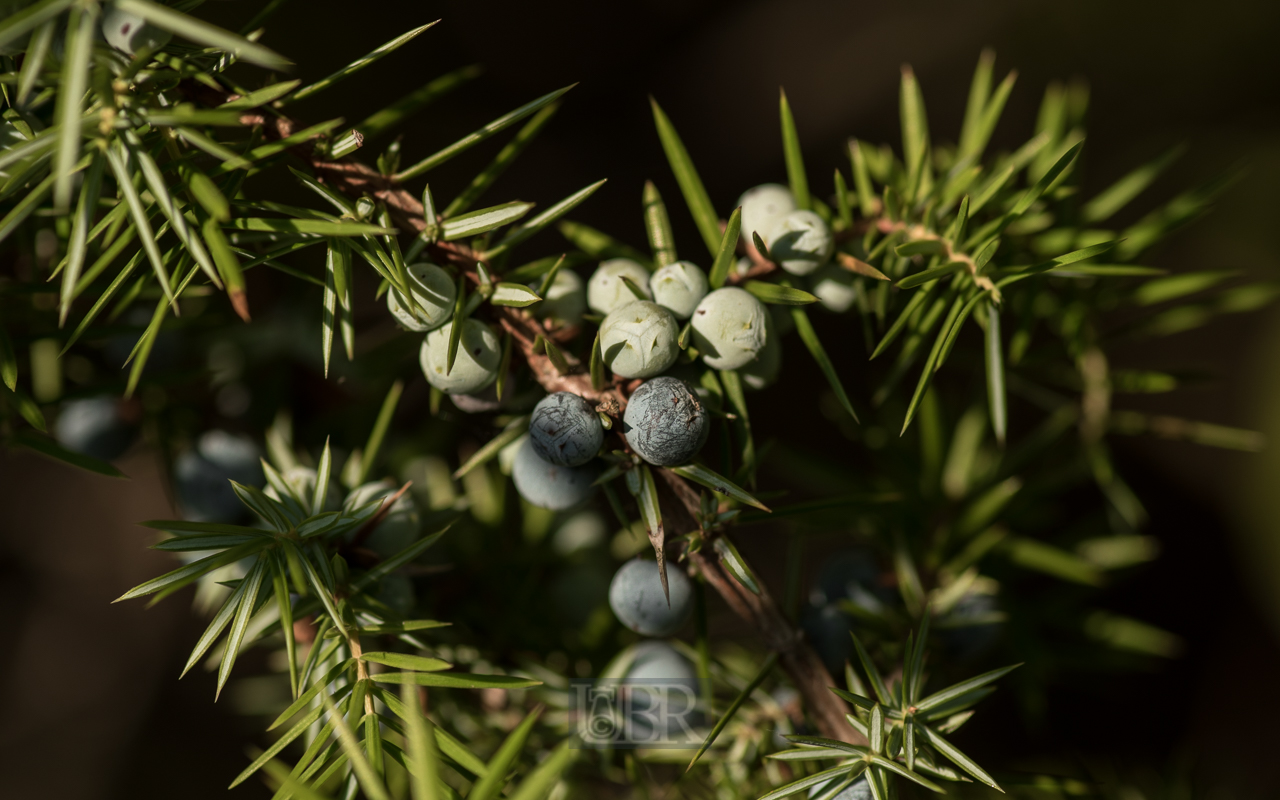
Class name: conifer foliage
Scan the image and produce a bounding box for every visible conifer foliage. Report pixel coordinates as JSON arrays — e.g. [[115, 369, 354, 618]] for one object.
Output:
[[0, 3, 1268, 798]]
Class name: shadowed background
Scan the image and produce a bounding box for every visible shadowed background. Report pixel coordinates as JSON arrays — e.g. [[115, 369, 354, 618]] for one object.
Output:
[[1, 0, 1279, 797]]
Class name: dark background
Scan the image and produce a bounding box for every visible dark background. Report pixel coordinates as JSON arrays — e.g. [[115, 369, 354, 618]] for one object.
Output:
[[2, 0, 1279, 797]]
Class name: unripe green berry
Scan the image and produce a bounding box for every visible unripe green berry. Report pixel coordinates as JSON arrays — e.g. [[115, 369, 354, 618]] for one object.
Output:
[[265, 466, 342, 511], [587, 258, 651, 315], [609, 558, 694, 637], [511, 438, 600, 510], [738, 183, 797, 248], [623, 377, 708, 466], [387, 263, 456, 332], [101, 7, 172, 55], [599, 300, 680, 379], [419, 319, 501, 395], [767, 209, 833, 275], [530, 269, 586, 326], [530, 392, 604, 467], [689, 287, 768, 370], [809, 264, 858, 312], [650, 261, 708, 319], [345, 479, 420, 557]]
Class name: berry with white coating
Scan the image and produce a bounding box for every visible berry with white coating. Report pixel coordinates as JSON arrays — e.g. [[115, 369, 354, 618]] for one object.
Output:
[[738, 184, 797, 247], [587, 258, 652, 315], [622, 377, 708, 466], [387, 263, 456, 332], [650, 261, 708, 319], [174, 431, 264, 523], [608, 558, 694, 636], [623, 641, 701, 740], [511, 437, 600, 510], [809, 264, 858, 312], [530, 268, 586, 326], [767, 209, 834, 275], [101, 7, 172, 55], [419, 319, 501, 395], [599, 300, 680, 379], [529, 392, 604, 467], [55, 397, 136, 462], [689, 287, 768, 370]]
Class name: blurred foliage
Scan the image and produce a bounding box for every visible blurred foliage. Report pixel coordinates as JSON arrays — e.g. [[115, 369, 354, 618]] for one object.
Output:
[[0, 2, 1272, 799]]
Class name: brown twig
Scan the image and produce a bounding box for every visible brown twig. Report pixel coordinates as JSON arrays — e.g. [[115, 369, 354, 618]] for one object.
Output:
[[653, 468, 862, 743], [213, 85, 860, 742]]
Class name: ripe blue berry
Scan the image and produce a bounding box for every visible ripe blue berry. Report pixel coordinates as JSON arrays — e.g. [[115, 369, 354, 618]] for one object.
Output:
[[609, 558, 694, 637], [387, 263, 456, 332], [650, 261, 709, 319], [690, 287, 768, 370], [767, 209, 834, 275], [530, 392, 604, 467], [623, 377, 708, 466], [738, 184, 797, 248], [624, 641, 701, 741], [419, 319, 502, 395], [599, 300, 680, 379], [174, 431, 264, 523], [55, 397, 136, 462], [511, 437, 600, 510], [588, 258, 652, 315]]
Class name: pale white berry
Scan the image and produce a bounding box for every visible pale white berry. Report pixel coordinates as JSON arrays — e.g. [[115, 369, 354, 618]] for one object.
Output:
[[101, 8, 172, 55], [650, 261, 709, 319], [530, 269, 586, 326], [599, 300, 680, 379], [587, 258, 652, 315], [387, 263, 456, 332], [419, 319, 501, 395], [767, 209, 834, 275], [741, 311, 782, 390], [809, 264, 858, 312], [738, 184, 797, 248], [690, 287, 768, 370]]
